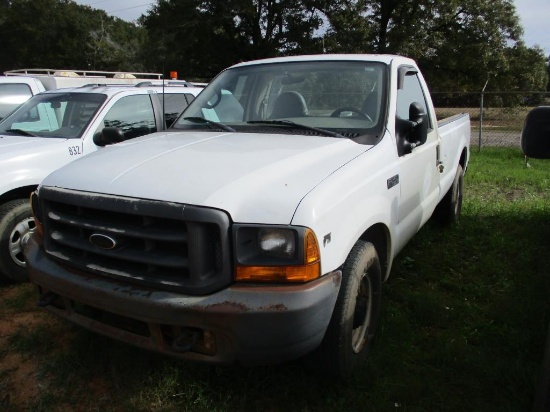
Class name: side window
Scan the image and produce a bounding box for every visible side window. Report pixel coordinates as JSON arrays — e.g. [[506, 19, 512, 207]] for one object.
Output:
[[0, 83, 33, 119], [97, 95, 156, 141], [397, 73, 431, 127], [184, 93, 196, 104], [162, 93, 189, 127]]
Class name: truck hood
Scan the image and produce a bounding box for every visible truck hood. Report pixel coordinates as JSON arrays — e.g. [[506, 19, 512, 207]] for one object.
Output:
[[0, 134, 67, 156], [43, 131, 371, 224], [0, 134, 72, 191]]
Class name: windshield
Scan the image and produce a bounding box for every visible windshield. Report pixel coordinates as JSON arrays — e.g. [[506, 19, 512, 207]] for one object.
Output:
[[0, 92, 107, 139], [173, 60, 388, 142]]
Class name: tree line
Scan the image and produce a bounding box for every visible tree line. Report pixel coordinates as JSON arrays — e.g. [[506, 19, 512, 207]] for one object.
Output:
[[0, 0, 548, 95]]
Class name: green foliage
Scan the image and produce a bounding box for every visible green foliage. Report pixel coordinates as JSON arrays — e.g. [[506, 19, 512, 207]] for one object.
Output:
[[0, 0, 146, 72], [0, 0, 546, 91], [138, 0, 325, 80], [322, 0, 546, 92]]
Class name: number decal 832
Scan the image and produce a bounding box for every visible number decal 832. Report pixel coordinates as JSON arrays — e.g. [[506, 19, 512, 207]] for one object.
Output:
[[68, 146, 82, 156]]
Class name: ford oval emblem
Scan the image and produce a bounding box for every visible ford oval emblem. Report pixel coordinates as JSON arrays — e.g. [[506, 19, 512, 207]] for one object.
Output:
[[89, 233, 118, 250]]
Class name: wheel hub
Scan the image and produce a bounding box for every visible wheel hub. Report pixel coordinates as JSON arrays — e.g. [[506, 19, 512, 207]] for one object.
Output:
[[9, 217, 36, 268]]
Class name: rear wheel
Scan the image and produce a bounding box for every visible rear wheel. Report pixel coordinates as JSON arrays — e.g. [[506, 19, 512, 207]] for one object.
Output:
[[305, 240, 382, 378], [0, 199, 35, 282], [435, 164, 464, 225]]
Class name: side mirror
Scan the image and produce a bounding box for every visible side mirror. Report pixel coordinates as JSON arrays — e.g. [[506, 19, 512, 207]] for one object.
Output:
[[395, 102, 428, 156], [93, 127, 125, 147], [409, 101, 428, 146], [521, 106, 550, 159]]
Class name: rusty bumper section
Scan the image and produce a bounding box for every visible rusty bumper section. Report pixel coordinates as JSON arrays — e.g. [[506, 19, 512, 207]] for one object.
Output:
[[25, 236, 341, 365]]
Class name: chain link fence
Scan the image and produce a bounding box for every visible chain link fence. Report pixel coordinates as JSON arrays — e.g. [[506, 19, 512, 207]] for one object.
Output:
[[433, 91, 550, 150]]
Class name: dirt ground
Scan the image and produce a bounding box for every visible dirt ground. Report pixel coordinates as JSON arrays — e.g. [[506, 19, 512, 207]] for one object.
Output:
[[0, 281, 121, 411], [0, 283, 45, 409], [0, 282, 75, 410]]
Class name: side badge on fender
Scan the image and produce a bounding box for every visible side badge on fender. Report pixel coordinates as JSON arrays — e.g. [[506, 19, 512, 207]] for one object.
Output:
[[387, 174, 399, 189]]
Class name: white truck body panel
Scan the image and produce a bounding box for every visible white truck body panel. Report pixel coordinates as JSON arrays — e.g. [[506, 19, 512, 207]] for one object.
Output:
[[36, 54, 470, 278], [0, 76, 46, 119], [0, 75, 46, 93], [0, 86, 203, 198], [437, 114, 471, 194], [45, 131, 373, 225], [0, 137, 75, 194], [25, 54, 471, 370], [0, 84, 202, 281]]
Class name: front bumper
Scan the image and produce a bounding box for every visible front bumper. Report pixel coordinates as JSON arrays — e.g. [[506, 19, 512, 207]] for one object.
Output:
[[25, 235, 341, 365]]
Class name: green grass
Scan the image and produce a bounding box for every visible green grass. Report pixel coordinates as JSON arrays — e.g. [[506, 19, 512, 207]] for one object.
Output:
[[1, 147, 549, 411]]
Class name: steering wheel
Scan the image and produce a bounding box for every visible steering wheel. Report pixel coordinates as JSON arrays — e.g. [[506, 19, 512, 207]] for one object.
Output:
[[330, 107, 372, 121]]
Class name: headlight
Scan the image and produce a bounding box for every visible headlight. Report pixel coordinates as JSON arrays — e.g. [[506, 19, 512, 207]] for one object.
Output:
[[258, 228, 295, 258], [30, 191, 43, 239], [234, 225, 320, 282]]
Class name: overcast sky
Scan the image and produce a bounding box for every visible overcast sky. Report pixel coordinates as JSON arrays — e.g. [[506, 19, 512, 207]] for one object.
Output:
[[74, 0, 550, 57]]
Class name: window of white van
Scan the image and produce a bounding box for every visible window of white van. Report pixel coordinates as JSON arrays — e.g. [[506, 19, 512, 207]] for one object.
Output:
[[0, 83, 33, 119]]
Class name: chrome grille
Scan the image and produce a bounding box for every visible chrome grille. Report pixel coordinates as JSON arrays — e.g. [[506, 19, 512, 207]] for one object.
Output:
[[39, 186, 232, 294]]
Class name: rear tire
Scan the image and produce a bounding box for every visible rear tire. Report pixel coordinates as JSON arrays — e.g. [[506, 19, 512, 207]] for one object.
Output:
[[435, 164, 464, 225], [304, 240, 382, 378], [0, 199, 35, 283]]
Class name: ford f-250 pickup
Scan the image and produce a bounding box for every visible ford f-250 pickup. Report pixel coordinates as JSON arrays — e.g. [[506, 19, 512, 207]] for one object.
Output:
[[0, 83, 203, 282], [25, 54, 470, 377]]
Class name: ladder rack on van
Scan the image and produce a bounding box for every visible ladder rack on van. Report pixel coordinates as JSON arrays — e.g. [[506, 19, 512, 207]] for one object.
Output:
[[3, 69, 164, 90], [4, 69, 162, 79]]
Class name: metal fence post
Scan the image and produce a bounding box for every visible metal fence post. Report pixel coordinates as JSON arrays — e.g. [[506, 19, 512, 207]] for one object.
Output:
[[478, 79, 489, 151]]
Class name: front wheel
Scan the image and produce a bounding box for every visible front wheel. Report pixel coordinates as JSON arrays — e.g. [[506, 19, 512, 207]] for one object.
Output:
[[305, 240, 382, 378], [0, 199, 35, 283]]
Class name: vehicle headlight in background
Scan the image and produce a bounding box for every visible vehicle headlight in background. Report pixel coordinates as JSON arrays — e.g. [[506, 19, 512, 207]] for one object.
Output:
[[234, 225, 320, 282], [30, 191, 43, 239]]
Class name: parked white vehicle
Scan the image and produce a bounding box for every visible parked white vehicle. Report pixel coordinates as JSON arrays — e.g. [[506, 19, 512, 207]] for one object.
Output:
[[0, 69, 163, 120], [26, 54, 470, 377], [0, 75, 45, 120], [0, 83, 203, 282]]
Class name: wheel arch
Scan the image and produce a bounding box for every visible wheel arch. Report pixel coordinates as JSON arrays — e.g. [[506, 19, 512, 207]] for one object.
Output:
[[459, 146, 469, 173], [0, 185, 38, 205], [358, 223, 392, 282]]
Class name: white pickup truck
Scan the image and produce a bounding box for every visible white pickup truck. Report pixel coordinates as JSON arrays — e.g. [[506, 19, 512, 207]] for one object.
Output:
[[0, 83, 203, 282], [25, 54, 470, 377], [0, 69, 164, 120]]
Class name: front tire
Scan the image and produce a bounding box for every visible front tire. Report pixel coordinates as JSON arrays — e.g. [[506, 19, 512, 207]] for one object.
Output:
[[305, 240, 382, 378], [0, 199, 35, 283]]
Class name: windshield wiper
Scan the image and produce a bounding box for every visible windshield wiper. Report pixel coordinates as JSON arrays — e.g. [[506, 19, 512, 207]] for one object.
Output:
[[247, 120, 345, 138], [5, 128, 38, 137], [182, 117, 235, 132]]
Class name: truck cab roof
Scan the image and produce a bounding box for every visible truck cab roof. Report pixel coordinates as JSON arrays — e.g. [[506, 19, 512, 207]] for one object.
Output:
[[0, 83, 203, 143], [230, 53, 413, 68]]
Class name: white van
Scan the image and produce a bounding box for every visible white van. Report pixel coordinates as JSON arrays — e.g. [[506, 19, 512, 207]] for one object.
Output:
[[0, 69, 163, 120]]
